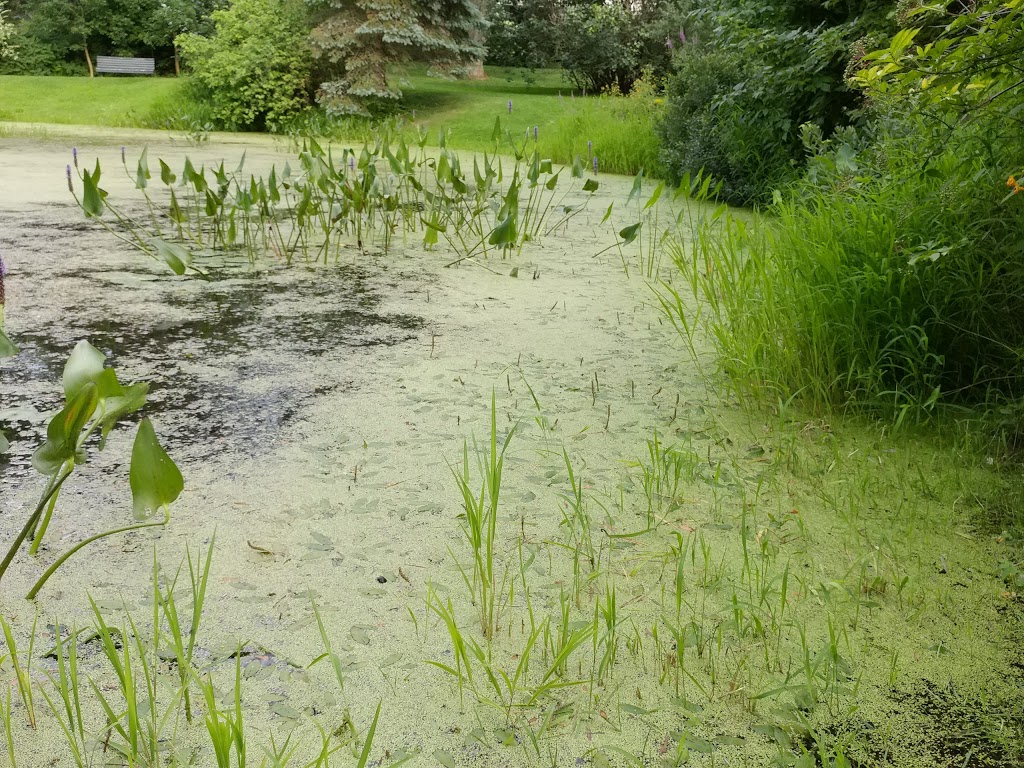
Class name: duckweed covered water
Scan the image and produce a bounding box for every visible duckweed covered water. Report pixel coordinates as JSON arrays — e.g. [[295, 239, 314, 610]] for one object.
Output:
[[0, 135, 1021, 767]]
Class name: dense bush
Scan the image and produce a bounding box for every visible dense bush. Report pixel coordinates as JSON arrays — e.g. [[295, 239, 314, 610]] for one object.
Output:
[[485, 0, 561, 70], [557, 0, 673, 93], [666, 1, 1024, 424], [176, 0, 312, 130], [658, 0, 892, 206]]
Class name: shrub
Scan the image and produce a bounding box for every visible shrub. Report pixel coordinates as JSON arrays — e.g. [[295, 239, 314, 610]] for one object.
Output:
[[658, 0, 893, 206], [176, 0, 312, 131], [663, 1, 1024, 424], [557, 3, 643, 93], [485, 0, 561, 70]]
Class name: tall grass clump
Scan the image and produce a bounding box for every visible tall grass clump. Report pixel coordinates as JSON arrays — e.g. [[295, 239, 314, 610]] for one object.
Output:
[[663, 127, 1024, 424], [544, 77, 665, 178], [659, 3, 1024, 431]]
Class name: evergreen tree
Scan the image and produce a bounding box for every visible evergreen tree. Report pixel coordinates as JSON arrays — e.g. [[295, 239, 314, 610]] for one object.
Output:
[[310, 0, 485, 114]]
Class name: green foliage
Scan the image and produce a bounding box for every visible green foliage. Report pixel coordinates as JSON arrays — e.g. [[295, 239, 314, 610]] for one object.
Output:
[[663, 2, 1024, 424], [557, 2, 638, 93], [310, 0, 485, 115], [0, 341, 183, 598], [0, 1, 16, 62], [659, 0, 893, 206], [176, 0, 312, 130], [544, 79, 665, 176], [484, 0, 561, 70]]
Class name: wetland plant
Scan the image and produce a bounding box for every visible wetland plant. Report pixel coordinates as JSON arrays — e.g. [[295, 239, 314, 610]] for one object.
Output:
[[70, 125, 601, 274], [0, 341, 183, 598], [451, 392, 515, 640]]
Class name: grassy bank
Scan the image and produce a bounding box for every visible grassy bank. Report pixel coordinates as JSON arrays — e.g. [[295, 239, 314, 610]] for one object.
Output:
[[0, 68, 664, 176]]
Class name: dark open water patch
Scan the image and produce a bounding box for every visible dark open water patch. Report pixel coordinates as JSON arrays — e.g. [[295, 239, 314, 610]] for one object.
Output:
[[0, 263, 423, 486]]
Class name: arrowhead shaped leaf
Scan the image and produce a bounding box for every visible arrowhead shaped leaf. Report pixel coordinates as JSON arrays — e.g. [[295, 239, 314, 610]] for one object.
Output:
[[583, 178, 599, 193], [32, 383, 99, 475], [619, 222, 642, 245], [150, 239, 192, 276], [82, 167, 104, 218], [63, 341, 107, 401], [626, 170, 644, 206], [135, 148, 150, 190], [488, 214, 518, 247], [130, 418, 183, 520], [0, 328, 18, 358], [643, 182, 664, 211], [0, 431, 9, 453], [99, 383, 149, 448], [159, 159, 176, 185]]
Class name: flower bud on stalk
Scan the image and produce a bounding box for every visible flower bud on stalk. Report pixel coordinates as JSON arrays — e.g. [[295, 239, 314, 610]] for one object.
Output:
[[66, 164, 73, 194]]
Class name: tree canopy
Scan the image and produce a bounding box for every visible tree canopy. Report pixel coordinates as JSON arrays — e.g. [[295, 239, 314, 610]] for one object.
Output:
[[309, 0, 486, 114]]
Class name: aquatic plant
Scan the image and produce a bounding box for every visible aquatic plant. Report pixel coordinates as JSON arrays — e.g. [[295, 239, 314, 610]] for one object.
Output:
[[69, 121, 602, 274], [0, 341, 183, 598]]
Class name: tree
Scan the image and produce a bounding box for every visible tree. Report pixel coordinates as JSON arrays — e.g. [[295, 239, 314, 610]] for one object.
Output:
[[485, 0, 561, 70], [309, 0, 486, 114], [0, 1, 16, 62]]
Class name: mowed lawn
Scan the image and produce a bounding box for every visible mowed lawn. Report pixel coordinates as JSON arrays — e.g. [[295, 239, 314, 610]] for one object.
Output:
[[0, 75, 185, 127], [0, 68, 578, 146]]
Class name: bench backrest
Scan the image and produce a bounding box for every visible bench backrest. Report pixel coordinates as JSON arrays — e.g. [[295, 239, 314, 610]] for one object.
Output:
[[95, 56, 155, 75]]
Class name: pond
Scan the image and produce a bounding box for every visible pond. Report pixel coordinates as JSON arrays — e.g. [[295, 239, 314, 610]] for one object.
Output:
[[1, 133, 1022, 767]]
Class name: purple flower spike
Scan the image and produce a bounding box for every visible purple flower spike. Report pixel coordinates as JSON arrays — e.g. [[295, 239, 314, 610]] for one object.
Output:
[[507, 99, 513, 114], [666, 37, 674, 49], [66, 164, 73, 193], [121, 146, 126, 163], [72, 147, 78, 169], [533, 126, 538, 142], [349, 156, 355, 171], [587, 140, 593, 159], [0, 253, 6, 307], [679, 28, 687, 43], [592, 156, 598, 176]]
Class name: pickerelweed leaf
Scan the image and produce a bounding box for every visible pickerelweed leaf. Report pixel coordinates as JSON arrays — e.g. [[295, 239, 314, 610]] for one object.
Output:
[[129, 418, 183, 519], [488, 214, 517, 247], [626, 170, 644, 205], [82, 167, 104, 218], [99, 383, 149, 448], [583, 178, 599, 193], [643, 181, 664, 210], [159, 158, 176, 185], [601, 201, 614, 222], [62, 341, 108, 401], [0, 328, 18, 358], [0, 431, 9, 453], [150, 238, 192, 276], [135, 148, 150, 190], [619, 222, 642, 244], [32, 383, 99, 475]]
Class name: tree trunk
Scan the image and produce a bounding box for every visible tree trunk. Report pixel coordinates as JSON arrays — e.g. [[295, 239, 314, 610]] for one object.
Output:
[[465, 60, 487, 80], [84, 41, 94, 77], [174, 48, 180, 76]]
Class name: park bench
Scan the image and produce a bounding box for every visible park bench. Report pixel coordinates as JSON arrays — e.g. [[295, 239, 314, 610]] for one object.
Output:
[[95, 56, 156, 76]]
